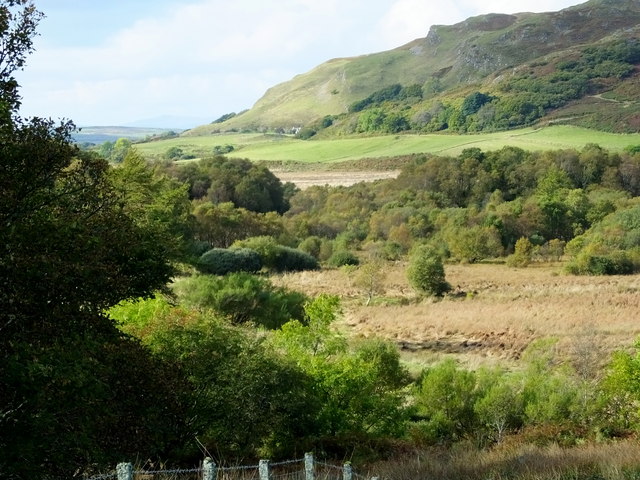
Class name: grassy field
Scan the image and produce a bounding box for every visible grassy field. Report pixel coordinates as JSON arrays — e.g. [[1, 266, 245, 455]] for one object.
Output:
[[135, 126, 640, 165], [273, 261, 640, 374]]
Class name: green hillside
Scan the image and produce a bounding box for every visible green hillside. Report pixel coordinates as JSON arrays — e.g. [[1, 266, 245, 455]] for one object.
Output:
[[185, 0, 640, 136], [134, 126, 640, 164]]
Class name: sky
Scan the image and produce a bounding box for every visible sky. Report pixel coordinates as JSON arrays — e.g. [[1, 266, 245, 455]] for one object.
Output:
[[15, 0, 582, 128]]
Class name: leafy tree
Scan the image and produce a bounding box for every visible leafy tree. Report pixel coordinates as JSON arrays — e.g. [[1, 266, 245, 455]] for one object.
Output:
[[446, 225, 504, 263], [164, 145, 184, 160], [166, 156, 288, 213], [354, 258, 386, 305], [507, 237, 534, 267], [271, 296, 410, 446], [0, 3, 188, 477], [328, 249, 360, 267], [148, 312, 316, 459], [407, 245, 451, 296], [413, 360, 479, 443]]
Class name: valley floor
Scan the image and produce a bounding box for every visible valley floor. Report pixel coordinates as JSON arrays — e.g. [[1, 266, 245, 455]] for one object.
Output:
[[274, 262, 640, 372]]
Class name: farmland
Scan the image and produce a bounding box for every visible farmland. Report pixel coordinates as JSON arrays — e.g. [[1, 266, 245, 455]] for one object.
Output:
[[134, 125, 640, 164]]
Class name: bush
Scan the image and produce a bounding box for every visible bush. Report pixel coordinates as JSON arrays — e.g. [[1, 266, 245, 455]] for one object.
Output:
[[407, 245, 451, 296], [506, 237, 534, 267], [233, 236, 319, 272], [274, 245, 320, 272], [328, 250, 360, 267], [174, 273, 308, 328], [197, 248, 261, 275], [566, 248, 635, 275], [298, 235, 322, 258]]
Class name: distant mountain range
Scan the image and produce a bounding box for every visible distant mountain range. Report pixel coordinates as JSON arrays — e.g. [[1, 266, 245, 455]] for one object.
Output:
[[72, 126, 180, 145], [186, 0, 640, 136]]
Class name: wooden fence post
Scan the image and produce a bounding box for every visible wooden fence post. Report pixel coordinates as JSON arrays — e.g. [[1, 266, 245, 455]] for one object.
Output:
[[259, 459, 270, 480], [343, 462, 353, 480], [203, 457, 216, 480], [116, 463, 133, 480], [304, 453, 314, 480]]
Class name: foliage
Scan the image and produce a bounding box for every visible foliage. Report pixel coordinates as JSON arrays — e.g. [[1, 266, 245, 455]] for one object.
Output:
[[407, 245, 451, 296], [232, 236, 319, 272], [147, 312, 316, 460], [328, 250, 360, 267], [447, 225, 504, 263], [164, 156, 288, 213], [565, 203, 640, 275], [507, 237, 534, 267], [0, 4, 188, 477], [413, 360, 479, 443], [354, 258, 386, 305], [192, 201, 283, 248], [173, 273, 308, 329], [270, 295, 411, 447], [197, 247, 262, 275], [600, 339, 640, 434]]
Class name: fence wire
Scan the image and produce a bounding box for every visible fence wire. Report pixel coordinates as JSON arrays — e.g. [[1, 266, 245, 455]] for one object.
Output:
[[87, 457, 373, 480]]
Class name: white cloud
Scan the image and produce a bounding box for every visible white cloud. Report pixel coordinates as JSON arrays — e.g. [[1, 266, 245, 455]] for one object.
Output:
[[17, 0, 584, 125]]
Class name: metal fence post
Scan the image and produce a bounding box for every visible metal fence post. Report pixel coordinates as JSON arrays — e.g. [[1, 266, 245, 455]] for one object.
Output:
[[259, 459, 270, 480], [116, 463, 133, 480], [304, 453, 314, 480], [343, 462, 353, 480], [203, 457, 216, 480]]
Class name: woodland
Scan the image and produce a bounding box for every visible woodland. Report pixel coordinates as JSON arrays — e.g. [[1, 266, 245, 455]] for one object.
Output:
[[4, 2, 640, 480]]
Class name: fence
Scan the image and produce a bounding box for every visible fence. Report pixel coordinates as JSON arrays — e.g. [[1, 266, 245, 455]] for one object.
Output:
[[89, 454, 378, 480]]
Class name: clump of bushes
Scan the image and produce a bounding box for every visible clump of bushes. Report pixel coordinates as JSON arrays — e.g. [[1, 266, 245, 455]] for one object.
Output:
[[233, 236, 319, 272], [197, 247, 261, 275], [174, 272, 308, 329]]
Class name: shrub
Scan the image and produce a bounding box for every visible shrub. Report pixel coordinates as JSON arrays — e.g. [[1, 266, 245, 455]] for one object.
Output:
[[506, 237, 534, 267], [233, 236, 319, 272], [174, 273, 308, 329], [273, 245, 320, 272], [298, 235, 322, 258], [407, 245, 451, 296], [328, 250, 360, 267], [566, 248, 635, 275], [197, 248, 261, 275], [413, 360, 479, 443]]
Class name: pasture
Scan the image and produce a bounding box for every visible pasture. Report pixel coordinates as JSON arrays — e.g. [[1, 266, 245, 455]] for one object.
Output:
[[134, 126, 640, 164]]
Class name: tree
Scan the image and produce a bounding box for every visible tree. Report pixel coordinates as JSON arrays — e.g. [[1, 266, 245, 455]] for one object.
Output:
[[407, 245, 451, 296], [270, 296, 410, 446], [354, 258, 386, 305], [0, 4, 188, 477]]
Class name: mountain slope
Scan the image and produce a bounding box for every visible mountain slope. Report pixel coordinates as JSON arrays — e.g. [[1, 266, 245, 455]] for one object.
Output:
[[186, 0, 640, 135]]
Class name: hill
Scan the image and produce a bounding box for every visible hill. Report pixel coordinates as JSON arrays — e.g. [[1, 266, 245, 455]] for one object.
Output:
[[185, 0, 640, 136], [72, 126, 180, 145]]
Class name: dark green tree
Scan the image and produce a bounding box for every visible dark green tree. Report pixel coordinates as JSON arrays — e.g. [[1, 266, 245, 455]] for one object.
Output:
[[0, 3, 188, 477]]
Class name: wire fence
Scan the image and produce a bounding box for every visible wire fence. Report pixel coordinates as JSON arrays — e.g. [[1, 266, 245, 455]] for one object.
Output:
[[88, 455, 376, 480]]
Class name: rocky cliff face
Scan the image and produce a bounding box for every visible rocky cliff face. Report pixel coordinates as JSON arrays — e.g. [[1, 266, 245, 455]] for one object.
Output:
[[189, 0, 640, 133]]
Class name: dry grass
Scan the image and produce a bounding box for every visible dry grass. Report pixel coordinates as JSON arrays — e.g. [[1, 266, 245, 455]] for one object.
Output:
[[272, 170, 400, 189], [274, 262, 640, 371], [368, 438, 640, 480]]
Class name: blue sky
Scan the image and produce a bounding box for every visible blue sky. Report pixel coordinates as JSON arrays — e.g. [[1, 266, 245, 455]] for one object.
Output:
[[16, 0, 581, 128]]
